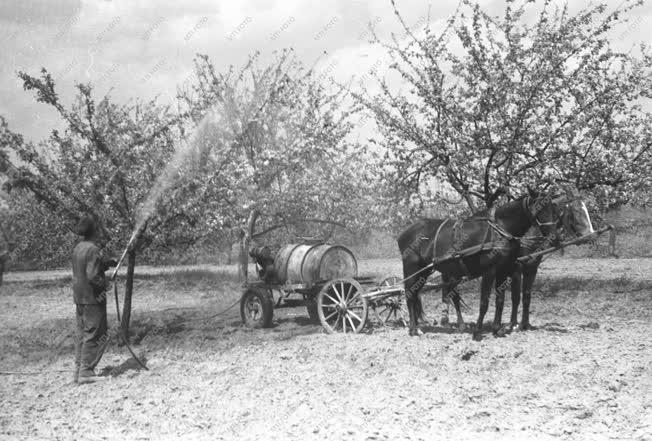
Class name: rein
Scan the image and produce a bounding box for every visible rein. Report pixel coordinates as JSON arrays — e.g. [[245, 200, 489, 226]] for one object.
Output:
[[484, 219, 517, 241], [486, 194, 562, 247], [424, 194, 566, 269]]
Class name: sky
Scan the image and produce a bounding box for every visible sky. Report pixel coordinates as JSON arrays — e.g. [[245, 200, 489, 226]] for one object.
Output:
[[0, 0, 650, 143]]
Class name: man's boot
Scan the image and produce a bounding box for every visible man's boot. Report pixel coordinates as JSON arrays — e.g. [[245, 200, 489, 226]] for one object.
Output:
[[77, 369, 108, 384]]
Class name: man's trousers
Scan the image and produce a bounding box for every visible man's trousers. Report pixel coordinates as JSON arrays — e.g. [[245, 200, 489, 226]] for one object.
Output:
[[74, 303, 108, 377]]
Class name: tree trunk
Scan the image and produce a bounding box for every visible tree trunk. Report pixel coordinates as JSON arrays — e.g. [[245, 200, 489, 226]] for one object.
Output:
[[238, 232, 246, 282], [239, 209, 260, 284], [609, 229, 617, 256], [120, 249, 136, 335]]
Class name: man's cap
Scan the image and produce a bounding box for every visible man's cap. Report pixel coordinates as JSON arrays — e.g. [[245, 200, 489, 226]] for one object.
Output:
[[74, 216, 97, 237]]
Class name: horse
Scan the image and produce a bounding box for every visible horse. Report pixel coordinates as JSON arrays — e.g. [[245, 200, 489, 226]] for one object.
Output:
[[397, 189, 561, 337], [436, 192, 595, 334], [506, 194, 594, 331]]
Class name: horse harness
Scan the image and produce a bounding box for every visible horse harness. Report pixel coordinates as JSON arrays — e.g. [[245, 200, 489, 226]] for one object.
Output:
[[523, 195, 557, 231], [427, 207, 512, 279], [425, 196, 560, 279]]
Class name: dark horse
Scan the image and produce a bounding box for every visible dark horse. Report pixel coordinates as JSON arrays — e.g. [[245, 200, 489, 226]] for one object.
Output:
[[398, 190, 560, 337], [505, 194, 594, 331], [437, 192, 595, 335]]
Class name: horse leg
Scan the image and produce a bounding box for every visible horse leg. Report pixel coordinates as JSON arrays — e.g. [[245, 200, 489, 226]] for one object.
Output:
[[510, 267, 522, 330], [404, 270, 426, 336], [519, 262, 539, 331], [405, 277, 418, 336], [450, 288, 466, 331], [439, 274, 452, 326], [493, 274, 508, 337], [473, 271, 494, 341]]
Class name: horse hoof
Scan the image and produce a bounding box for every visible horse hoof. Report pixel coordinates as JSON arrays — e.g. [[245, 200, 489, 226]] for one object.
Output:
[[493, 328, 506, 338], [457, 323, 467, 332], [472, 332, 483, 342], [518, 323, 534, 332], [440, 316, 450, 326], [409, 328, 423, 336]]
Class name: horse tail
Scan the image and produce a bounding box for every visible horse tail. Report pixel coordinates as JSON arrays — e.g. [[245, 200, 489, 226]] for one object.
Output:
[[398, 220, 432, 323]]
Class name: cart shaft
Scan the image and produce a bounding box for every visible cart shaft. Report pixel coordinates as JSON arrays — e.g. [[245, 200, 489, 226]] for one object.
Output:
[[517, 225, 613, 263]]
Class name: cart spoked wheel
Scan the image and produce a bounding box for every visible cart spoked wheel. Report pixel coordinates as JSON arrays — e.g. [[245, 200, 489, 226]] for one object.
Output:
[[372, 276, 408, 327], [240, 287, 274, 328], [317, 278, 368, 334]]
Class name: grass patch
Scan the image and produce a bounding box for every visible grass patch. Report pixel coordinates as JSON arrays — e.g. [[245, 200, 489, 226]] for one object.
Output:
[[4, 278, 71, 292], [534, 275, 652, 295], [4, 267, 242, 291], [133, 268, 239, 285], [4, 261, 650, 298]]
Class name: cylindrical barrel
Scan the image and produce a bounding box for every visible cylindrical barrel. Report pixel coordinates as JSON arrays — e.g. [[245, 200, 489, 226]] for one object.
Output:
[[274, 243, 357, 285]]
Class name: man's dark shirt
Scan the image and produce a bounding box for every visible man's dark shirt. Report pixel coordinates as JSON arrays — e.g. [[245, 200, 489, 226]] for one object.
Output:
[[72, 240, 107, 304]]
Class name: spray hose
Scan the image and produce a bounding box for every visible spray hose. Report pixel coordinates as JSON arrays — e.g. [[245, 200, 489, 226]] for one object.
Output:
[[110, 228, 148, 371], [111, 281, 148, 371]]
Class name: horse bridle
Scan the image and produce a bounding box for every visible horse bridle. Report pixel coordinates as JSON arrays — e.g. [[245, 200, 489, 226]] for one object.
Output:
[[523, 195, 557, 230], [556, 197, 584, 237]]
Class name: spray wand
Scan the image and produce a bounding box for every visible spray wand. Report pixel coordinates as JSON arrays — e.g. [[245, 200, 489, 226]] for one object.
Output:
[[109, 222, 149, 371], [110, 227, 140, 281]]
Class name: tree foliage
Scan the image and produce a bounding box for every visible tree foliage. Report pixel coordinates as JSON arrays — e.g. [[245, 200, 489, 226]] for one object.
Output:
[[0, 189, 72, 269], [0, 70, 204, 330], [0, 50, 384, 324], [178, 50, 379, 244], [358, 0, 651, 212]]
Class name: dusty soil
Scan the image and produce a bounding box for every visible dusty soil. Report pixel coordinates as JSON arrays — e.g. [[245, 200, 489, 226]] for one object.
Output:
[[0, 258, 650, 441]]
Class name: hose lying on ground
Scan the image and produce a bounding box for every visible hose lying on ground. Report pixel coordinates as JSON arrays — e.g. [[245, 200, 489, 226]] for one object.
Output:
[[113, 281, 148, 371]]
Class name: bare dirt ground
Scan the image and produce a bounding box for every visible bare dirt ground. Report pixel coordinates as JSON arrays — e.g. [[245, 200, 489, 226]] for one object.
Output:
[[0, 257, 650, 441]]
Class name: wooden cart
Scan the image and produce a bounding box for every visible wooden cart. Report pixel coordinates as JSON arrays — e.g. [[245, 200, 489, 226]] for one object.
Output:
[[240, 243, 407, 333], [241, 226, 612, 334]]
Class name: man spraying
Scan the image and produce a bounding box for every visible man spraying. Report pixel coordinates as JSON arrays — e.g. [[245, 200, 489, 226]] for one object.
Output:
[[72, 216, 116, 384]]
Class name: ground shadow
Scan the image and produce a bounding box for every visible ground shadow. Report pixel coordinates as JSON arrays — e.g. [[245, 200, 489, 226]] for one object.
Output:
[[100, 354, 148, 377], [419, 324, 468, 335], [274, 316, 319, 327], [137, 307, 328, 342], [539, 322, 569, 333], [268, 317, 322, 340], [421, 322, 519, 340]]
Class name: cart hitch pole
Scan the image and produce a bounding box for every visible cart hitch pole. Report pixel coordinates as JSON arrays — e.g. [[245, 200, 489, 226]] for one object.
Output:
[[517, 224, 613, 263]]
